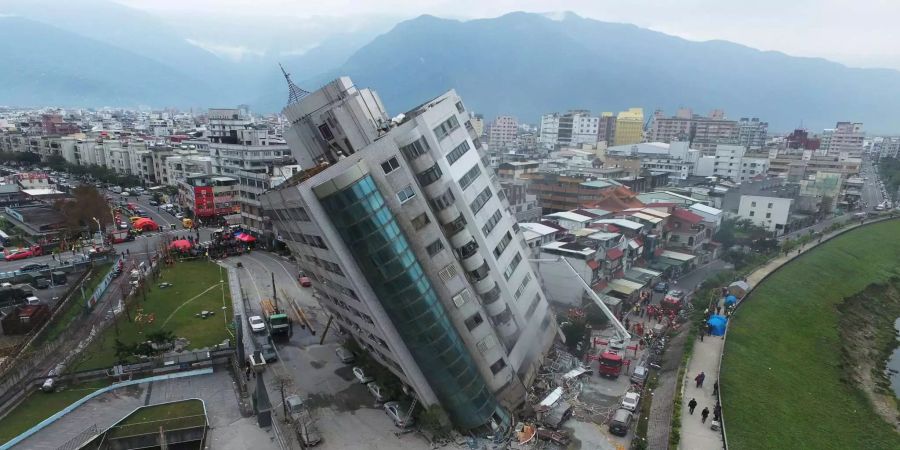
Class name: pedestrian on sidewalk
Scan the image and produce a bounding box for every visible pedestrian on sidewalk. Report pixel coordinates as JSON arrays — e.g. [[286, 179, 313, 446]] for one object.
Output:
[[713, 404, 722, 422], [699, 328, 704, 342], [688, 398, 698, 414], [713, 381, 719, 396], [695, 371, 706, 388], [701, 407, 710, 423]]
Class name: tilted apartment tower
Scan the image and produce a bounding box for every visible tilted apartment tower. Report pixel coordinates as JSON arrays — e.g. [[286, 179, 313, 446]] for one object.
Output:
[[261, 77, 559, 431]]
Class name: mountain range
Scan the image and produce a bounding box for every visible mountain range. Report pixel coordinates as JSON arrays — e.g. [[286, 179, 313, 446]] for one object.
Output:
[[2, 4, 900, 132]]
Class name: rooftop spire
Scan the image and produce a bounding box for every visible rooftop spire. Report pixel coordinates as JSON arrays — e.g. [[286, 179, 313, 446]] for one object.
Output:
[[279, 63, 310, 106]]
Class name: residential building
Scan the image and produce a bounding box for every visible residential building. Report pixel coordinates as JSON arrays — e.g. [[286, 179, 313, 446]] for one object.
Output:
[[598, 112, 616, 145], [737, 195, 793, 233], [261, 77, 558, 432], [488, 115, 518, 150], [737, 117, 768, 149], [521, 172, 642, 213], [712, 145, 769, 183], [692, 117, 738, 155], [649, 109, 740, 155], [177, 175, 240, 218], [824, 122, 864, 158], [207, 108, 292, 232], [539, 110, 599, 148], [614, 108, 644, 146]]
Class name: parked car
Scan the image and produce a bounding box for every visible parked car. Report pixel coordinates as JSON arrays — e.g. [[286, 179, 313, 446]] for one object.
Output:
[[352, 366, 374, 384], [335, 346, 355, 364], [33, 277, 51, 289], [175, 213, 185, 220], [630, 365, 649, 385], [383, 401, 415, 428], [248, 315, 266, 333], [5, 246, 42, 261], [298, 276, 312, 287], [652, 281, 669, 293], [148, 200, 159, 206], [260, 343, 278, 362], [608, 408, 633, 436], [20, 263, 49, 272], [621, 392, 640, 412], [366, 382, 389, 403]]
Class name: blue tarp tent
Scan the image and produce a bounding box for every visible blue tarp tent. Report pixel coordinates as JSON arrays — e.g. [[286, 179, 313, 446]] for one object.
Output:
[[724, 295, 738, 306], [707, 315, 728, 336]]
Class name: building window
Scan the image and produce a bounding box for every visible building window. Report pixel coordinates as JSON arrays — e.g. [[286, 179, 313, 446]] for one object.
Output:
[[397, 185, 416, 203], [416, 163, 443, 186], [526, 293, 541, 319], [438, 264, 458, 282], [493, 232, 513, 258], [455, 101, 465, 114], [410, 213, 431, 230], [381, 157, 400, 174], [458, 164, 482, 190], [514, 273, 532, 300], [446, 140, 471, 166], [751, 201, 757, 207], [504, 252, 522, 280], [426, 239, 444, 257], [489, 358, 507, 375], [481, 210, 502, 236], [400, 137, 430, 160], [452, 289, 471, 308], [433, 116, 460, 141], [477, 335, 497, 353], [430, 188, 456, 211], [318, 123, 334, 141], [765, 212, 771, 218], [464, 312, 484, 331], [469, 186, 493, 215], [749, 211, 755, 217], [768, 203, 773, 208]]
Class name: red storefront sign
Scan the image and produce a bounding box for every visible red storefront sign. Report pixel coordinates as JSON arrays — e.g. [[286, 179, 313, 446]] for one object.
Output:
[[194, 186, 215, 217]]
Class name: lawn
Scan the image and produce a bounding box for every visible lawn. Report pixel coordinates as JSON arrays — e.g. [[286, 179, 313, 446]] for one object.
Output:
[[107, 399, 206, 438], [722, 220, 900, 449], [36, 263, 113, 345], [74, 260, 231, 370], [0, 380, 110, 445]]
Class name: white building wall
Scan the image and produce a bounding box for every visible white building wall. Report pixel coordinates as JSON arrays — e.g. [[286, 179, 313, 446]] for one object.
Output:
[[737, 195, 792, 232]]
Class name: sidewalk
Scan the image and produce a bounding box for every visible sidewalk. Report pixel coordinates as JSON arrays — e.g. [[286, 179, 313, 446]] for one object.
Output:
[[676, 216, 895, 450]]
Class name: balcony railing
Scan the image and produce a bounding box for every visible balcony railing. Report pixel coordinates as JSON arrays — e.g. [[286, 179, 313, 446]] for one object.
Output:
[[442, 214, 467, 236], [457, 240, 479, 259]]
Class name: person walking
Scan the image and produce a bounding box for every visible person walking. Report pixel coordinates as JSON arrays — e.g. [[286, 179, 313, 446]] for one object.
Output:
[[688, 398, 698, 414], [713, 381, 719, 396], [695, 371, 706, 388], [713, 404, 722, 422], [701, 407, 710, 423]]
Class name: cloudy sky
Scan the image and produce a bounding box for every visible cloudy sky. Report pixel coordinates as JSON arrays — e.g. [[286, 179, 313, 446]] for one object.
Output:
[[116, 0, 900, 70]]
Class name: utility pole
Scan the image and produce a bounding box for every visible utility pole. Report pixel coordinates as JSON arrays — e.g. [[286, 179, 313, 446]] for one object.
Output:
[[272, 272, 278, 312]]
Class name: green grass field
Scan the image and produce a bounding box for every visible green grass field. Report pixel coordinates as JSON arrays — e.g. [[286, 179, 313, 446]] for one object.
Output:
[[722, 220, 900, 449], [36, 263, 113, 345], [0, 380, 110, 445], [75, 261, 231, 370], [108, 399, 205, 438]]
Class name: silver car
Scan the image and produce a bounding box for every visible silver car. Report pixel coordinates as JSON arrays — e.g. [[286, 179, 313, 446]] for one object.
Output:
[[383, 401, 414, 428], [367, 382, 389, 403]]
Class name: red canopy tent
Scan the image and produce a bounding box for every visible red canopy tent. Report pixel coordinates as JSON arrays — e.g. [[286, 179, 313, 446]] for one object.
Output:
[[169, 239, 192, 251], [133, 218, 158, 231], [235, 233, 256, 243]]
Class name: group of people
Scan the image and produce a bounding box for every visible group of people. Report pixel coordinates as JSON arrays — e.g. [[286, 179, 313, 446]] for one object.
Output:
[[688, 374, 722, 425]]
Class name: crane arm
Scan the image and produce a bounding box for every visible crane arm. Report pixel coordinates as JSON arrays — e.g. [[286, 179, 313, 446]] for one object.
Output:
[[532, 257, 631, 342]]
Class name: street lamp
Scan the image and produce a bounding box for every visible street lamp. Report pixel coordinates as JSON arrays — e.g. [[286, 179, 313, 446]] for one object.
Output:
[[93, 217, 104, 248]]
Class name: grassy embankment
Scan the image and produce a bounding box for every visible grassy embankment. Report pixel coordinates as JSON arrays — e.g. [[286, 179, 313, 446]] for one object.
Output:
[[722, 220, 900, 449]]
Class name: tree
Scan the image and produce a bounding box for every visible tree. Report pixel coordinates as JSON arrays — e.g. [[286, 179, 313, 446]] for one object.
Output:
[[54, 185, 113, 237]]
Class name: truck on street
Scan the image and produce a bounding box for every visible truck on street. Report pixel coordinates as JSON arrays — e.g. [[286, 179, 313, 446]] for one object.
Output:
[[260, 299, 292, 338]]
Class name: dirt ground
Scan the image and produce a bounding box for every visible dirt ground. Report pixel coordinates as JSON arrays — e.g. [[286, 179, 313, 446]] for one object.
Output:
[[838, 279, 900, 430]]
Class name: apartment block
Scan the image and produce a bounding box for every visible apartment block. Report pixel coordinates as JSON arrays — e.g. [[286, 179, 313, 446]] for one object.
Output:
[[711, 145, 769, 183], [261, 77, 558, 432], [824, 121, 864, 158], [614, 108, 644, 146], [539, 110, 600, 148], [207, 108, 292, 231], [737, 117, 768, 149], [488, 115, 519, 150]]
